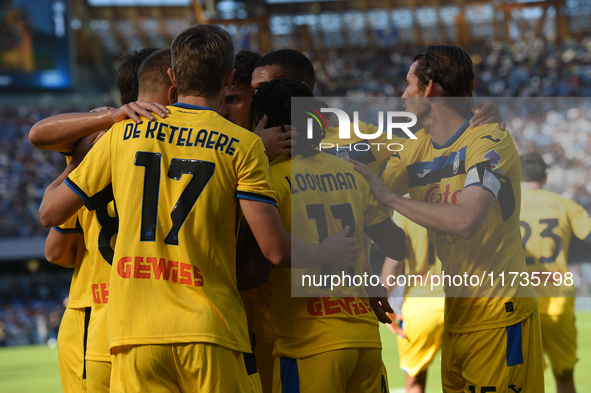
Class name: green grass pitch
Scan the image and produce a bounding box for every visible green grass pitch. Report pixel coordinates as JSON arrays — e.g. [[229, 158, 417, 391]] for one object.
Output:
[[0, 310, 589, 392]]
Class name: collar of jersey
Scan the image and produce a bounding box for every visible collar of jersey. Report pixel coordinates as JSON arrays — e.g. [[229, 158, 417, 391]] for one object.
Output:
[[432, 113, 473, 150], [172, 103, 215, 111]]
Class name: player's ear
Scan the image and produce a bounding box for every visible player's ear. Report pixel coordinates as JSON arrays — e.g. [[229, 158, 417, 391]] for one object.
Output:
[[301, 81, 310, 90], [168, 84, 178, 105], [223, 69, 235, 88], [167, 68, 177, 87], [424, 80, 436, 97]]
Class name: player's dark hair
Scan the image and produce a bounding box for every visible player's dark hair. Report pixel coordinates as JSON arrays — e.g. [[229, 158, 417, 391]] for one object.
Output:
[[138, 48, 172, 98], [254, 49, 315, 90], [520, 152, 547, 183], [249, 79, 324, 157], [118, 47, 160, 105], [413, 44, 474, 117], [171, 23, 235, 97], [232, 50, 261, 88]]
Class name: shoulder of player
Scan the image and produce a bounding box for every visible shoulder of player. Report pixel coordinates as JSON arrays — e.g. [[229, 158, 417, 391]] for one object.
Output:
[[466, 124, 519, 165], [270, 155, 291, 176], [465, 123, 507, 144]]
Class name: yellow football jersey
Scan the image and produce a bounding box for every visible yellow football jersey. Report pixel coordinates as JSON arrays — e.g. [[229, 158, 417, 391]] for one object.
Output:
[[382, 119, 538, 333], [392, 212, 445, 320], [520, 188, 591, 315], [322, 121, 418, 176], [66, 103, 276, 353], [270, 152, 392, 358], [77, 200, 118, 362], [54, 156, 93, 310]]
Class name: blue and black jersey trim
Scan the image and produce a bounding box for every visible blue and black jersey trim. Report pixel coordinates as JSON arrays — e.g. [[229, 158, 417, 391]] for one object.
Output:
[[237, 191, 277, 207], [432, 114, 473, 149], [365, 217, 392, 232], [53, 219, 83, 234], [172, 103, 215, 112], [584, 231, 591, 243], [65, 178, 114, 211], [407, 147, 466, 188]]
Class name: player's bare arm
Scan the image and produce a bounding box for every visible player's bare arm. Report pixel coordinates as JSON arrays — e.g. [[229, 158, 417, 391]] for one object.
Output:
[[352, 159, 495, 239], [379, 256, 405, 335], [44, 229, 78, 268], [381, 256, 404, 298], [235, 225, 272, 291], [28, 100, 169, 153], [38, 132, 105, 228], [364, 259, 394, 324], [366, 220, 407, 262], [254, 115, 298, 160], [363, 221, 406, 324], [240, 199, 359, 268]]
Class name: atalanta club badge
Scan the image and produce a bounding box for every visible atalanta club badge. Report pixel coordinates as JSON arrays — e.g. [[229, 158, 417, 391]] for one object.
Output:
[[336, 149, 350, 160]]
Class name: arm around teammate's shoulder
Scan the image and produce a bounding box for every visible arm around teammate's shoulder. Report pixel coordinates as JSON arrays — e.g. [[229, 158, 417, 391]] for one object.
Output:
[[28, 100, 169, 152]]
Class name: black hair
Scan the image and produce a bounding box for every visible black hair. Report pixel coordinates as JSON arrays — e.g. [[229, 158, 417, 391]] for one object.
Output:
[[118, 47, 160, 104], [232, 50, 261, 88], [413, 44, 474, 117], [248, 79, 325, 157], [254, 49, 315, 90], [520, 152, 548, 183]]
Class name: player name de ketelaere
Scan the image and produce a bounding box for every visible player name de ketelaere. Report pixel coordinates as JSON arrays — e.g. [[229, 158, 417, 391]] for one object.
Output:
[[122, 120, 239, 156]]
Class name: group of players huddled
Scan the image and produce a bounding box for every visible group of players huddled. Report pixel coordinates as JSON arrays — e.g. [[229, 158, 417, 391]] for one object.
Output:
[[28, 23, 591, 393]]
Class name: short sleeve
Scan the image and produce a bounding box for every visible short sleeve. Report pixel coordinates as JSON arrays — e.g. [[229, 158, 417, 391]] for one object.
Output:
[[463, 128, 518, 221], [463, 130, 514, 200], [236, 138, 277, 207], [54, 211, 82, 234], [567, 198, 591, 242], [65, 128, 114, 211]]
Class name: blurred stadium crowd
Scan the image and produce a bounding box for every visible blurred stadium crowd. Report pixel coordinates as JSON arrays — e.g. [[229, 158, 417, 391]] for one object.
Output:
[[1, 36, 591, 346], [0, 271, 71, 346], [312, 37, 591, 97]]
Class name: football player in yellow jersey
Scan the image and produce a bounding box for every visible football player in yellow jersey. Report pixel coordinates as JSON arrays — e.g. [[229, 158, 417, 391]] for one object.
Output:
[[248, 49, 505, 392], [247, 78, 408, 393], [38, 24, 358, 393], [381, 211, 445, 393], [352, 44, 544, 392], [30, 47, 169, 393], [519, 152, 591, 393], [83, 48, 175, 393]]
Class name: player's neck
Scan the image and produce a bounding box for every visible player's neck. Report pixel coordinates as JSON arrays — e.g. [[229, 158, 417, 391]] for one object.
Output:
[[177, 94, 223, 112], [521, 182, 543, 189], [422, 106, 467, 146], [138, 92, 168, 107]]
